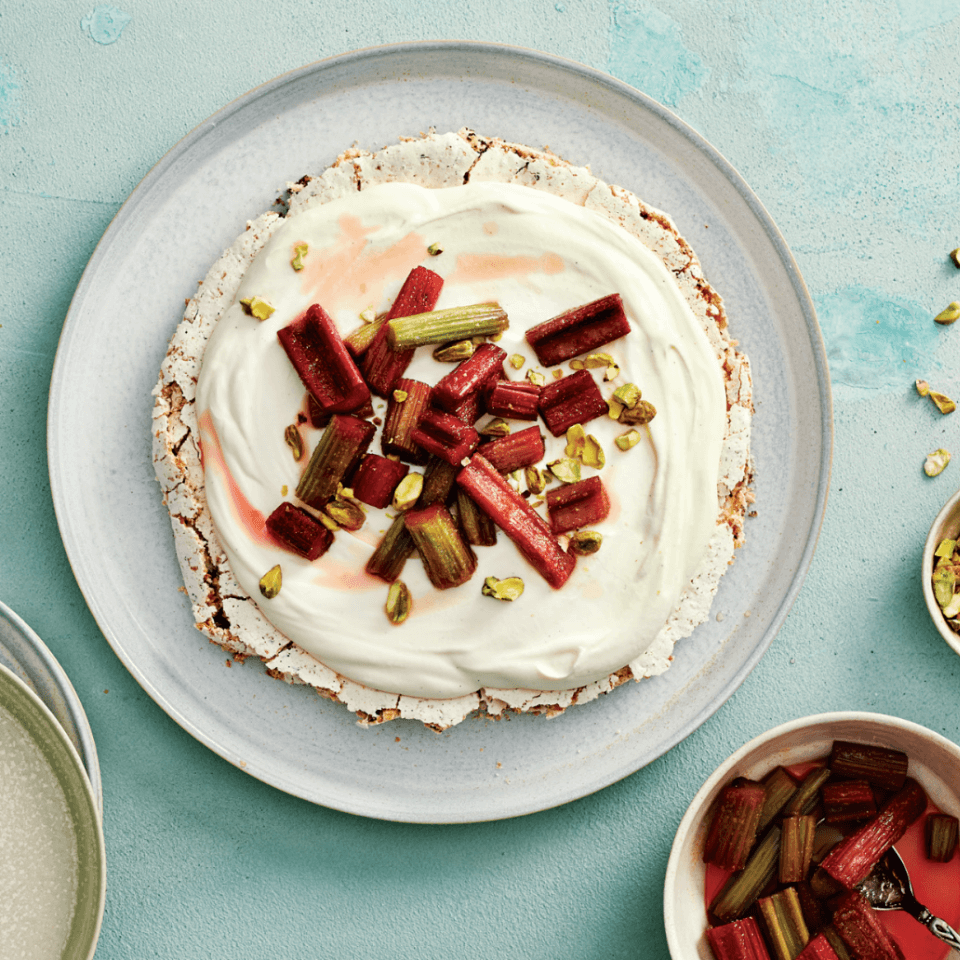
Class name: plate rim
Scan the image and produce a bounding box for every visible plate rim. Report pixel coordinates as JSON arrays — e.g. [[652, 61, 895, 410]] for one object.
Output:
[[0, 598, 103, 816], [48, 40, 832, 822]]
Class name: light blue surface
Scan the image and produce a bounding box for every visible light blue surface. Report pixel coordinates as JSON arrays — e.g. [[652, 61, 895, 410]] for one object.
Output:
[[2, 2, 960, 957]]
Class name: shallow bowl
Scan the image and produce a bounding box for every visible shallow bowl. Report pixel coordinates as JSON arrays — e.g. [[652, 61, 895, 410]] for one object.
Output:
[[663, 712, 960, 960], [922, 485, 960, 657]]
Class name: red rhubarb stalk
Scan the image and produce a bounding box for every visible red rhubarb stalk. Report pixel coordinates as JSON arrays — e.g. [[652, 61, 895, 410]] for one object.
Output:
[[819, 778, 927, 889], [538, 368, 609, 437], [432, 343, 507, 413], [456, 454, 576, 589], [704, 778, 766, 871], [381, 379, 433, 464], [417, 456, 459, 508], [410, 409, 479, 466], [821, 781, 877, 824], [829, 891, 905, 960], [525, 293, 631, 366], [795, 934, 840, 960], [829, 741, 908, 792], [296, 414, 375, 508], [361, 266, 444, 396], [706, 918, 773, 960], [351, 454, 409, 509], [478, 426, 546, 475], [545, 475, 611, 535], [265, 502, 334, 561], [277, 304, 370, 415], [484, 379, 541, 420]]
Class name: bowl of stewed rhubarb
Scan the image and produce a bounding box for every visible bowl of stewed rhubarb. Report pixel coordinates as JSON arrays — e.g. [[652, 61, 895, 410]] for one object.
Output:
[[664, 713, 960, 960]]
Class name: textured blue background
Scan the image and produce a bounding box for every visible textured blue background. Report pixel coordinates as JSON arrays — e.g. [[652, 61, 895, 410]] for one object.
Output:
[[3, 2, 960, 957]]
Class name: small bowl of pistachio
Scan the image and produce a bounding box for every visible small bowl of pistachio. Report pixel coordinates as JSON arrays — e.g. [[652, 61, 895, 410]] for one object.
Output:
[[923, 486, 960, 655]]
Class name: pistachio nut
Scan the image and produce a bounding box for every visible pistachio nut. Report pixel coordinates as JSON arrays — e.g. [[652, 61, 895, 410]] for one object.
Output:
[[508, 354, 526, 370], [427, 242, 443, 256], [916, 379, 931, 397], [935, 301, 960, 325], [386, 581, 412, 624], [619, 399, 657, 425], [564, 424, 586, 459], [290, 242, 308, 272], [569, 530, 603, 556], [615, 429, 642, 451], [324, 498, 365, 531], [392, 473, 423, 512], [259, 565, 282, 599], [433, 340, 475, 363], [239, 296, 275, 320], [924, 448, 951, 477], [284, 423, 304, 461], [613, 383, 641, 409], [930, 391, 956, 414], [525, 369, 547, 387], [480, 418, 512, 438], [481, 576, 525, 601], [392, 389, 409, 403], [548, 458, 581, 484], [951, 248, 960, 269], [524, 465, 547, 495], [581, 434, 605, 469]]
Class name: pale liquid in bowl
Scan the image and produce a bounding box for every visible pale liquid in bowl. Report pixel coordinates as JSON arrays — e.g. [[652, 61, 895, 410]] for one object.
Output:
[[0, 702, 79, 959]]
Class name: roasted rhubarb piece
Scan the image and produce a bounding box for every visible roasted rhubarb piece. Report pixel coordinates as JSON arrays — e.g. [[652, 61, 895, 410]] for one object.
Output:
[[417, 456, 459, 507], [818, 778, 927, 888], [782, 767, 831, 818], [404, 503, 478, 590], [759, 767, 800, 833], [829, 891, 905, 960], [795, 934, 841, 960], [360, 266, 444, 395], [265, 502, 334, 561], [828, 741, 908, 792], [538, 368, 609, 437], [711, 826, 782, 923], [432, 343, 507, 413], [343, 315, 385, 358], [757, 887, 810, 960], [704, 778, 767, 871], [457, 454, 576, 589], [456, 487, 497, 547], [706, 918, 773, 960], [386, 302, 508, 350], [484, 379, 541, 420], [365, 514, 415, 583], [277, 304, 371, 415], [381, 379, 433, 464], [525, 293, 631, 366], [779, 816, 816, 883], [351, 454, 409, 509], [479, 426, 546, 475], [546, 475, 611, 535], [925, 812, 959, 862], [410, 409, 480, 466], [296, 414, 375, 508], [821, 782, 877, 824]]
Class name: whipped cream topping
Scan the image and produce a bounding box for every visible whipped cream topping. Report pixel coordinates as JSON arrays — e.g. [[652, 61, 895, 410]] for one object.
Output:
[[196, 181, 726, 700]]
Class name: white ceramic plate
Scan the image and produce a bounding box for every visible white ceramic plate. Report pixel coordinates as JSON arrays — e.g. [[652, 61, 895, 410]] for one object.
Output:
[[0, 662, 105, 960], [48, 42, 831, 823], [0, 600, 102, 815]]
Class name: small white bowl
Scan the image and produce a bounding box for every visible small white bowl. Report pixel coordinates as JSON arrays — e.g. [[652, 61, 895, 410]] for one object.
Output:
[[663, 712, 960, 960], [923, 486, 960, 656]]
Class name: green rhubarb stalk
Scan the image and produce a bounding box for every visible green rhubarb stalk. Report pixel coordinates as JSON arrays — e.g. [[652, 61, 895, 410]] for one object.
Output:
[[759, 767, 799, 832], [782, 767, 831, 818], [404, 503, 477, 590], [365, 514, 415, 583], [711, 826, 782, 923], [758, 888, 810, 960], [386, 303, 508, 350], [779, 816, 816, 883]]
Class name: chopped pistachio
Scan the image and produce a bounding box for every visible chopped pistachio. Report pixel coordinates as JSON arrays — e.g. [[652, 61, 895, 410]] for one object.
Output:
[[951, 249, 960, 269], [619, 399, 657, 425], [239, 296, 275, 321], [613, 383, 641, 409], [358, 305, 377, 323], [392, 389, 409, 403], [315, 511, 340, 532], [552, 369, 563, 379], [569, 530, 603, 556], [324, 498, 366, 531], [524, 465, 547, 495], [571, 352, 617, 370], [607, 396, 626, 420], [480, 418, 511, 438], [258, 565, 282, 599], [564, 424, 586, 459], [916, 379, 931, 397], [508, 353, 526, 370], [936, 538, 957, 558], [386, 581, 412, 624], [935, 301, 960, 325], [925, 448, 951, 477], [281, 484, 288, 496], [290, 242, 308, 272], [935, 575, 956, 609], [581, 434, 605, 469], [481, 576, 525, 601], [284, 423, 304, 461], [615, 429, 642, 451], [427, 242, 443, 256], [392, 473, 423, 512], [944, 592, 960, 619], [930, 390, 956, 414], [548, 458, 581, 484], [526, 369, 547, 387], [432, 339, 475, 363]]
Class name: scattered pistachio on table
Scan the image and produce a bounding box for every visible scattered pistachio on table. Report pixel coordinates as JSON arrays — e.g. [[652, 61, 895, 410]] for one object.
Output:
[[924, 449, 951, 477], [935, 301, 960, 325]]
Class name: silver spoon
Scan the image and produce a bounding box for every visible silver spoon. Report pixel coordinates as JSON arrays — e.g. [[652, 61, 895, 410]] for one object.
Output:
[[857, 847, 960, 951]]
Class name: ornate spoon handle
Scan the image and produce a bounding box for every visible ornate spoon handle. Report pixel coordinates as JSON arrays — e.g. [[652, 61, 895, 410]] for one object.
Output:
[[905, 900, 960, 951]]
